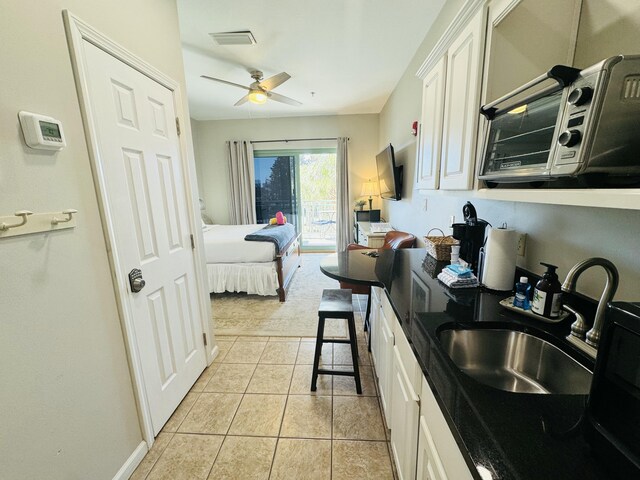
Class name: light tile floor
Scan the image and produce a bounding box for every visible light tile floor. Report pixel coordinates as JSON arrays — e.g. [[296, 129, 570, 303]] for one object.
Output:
[[131, 295, 395, 480]]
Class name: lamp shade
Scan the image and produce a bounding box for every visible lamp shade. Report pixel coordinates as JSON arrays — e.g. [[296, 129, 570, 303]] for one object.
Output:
[[360, 180, 379, 197]]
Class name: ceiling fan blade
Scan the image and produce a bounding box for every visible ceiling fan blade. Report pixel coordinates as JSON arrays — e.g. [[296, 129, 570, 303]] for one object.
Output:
[[267, 91, 302, 106], [201, 75, 250, 91], [234, 94, 250, 106], [259, 72, 291, 91]]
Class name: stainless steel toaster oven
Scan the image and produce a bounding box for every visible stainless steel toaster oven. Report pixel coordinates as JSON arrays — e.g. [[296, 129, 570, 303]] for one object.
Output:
[[479, 55, 640, 183]]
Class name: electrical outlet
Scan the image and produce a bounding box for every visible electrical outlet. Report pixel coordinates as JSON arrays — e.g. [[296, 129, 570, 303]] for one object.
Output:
[[424, 198, 428, 211], [517, 233, 527, 256]]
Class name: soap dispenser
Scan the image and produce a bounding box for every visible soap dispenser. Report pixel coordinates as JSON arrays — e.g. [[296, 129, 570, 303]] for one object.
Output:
[[531, 263, 562, 319]]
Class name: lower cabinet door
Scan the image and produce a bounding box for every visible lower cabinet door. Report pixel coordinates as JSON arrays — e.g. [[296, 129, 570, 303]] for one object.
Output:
[[417, 416, 448, 480], [370, 289, 381, 371], [390, 345, 420, 480], [419, 376, 474, 480], [378, 309, 394, 419]]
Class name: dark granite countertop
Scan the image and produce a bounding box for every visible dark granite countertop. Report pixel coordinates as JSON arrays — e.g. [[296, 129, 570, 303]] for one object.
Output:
[[348, 248, 615, 480]]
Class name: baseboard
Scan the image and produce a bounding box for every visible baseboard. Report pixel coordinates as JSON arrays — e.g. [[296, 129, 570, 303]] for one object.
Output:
[[210, 344, 220, 362], [113, 441, 148, 480]]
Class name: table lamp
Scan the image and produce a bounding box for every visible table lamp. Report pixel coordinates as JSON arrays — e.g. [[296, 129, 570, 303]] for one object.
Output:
[[360, 179, 379, 210]]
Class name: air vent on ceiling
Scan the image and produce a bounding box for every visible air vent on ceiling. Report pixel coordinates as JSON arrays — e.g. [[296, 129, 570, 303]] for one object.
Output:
[[210, 31, 257, 46]]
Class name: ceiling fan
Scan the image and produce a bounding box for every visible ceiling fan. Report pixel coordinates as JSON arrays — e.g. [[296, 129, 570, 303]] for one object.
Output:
[[201, 70, 302, 106]]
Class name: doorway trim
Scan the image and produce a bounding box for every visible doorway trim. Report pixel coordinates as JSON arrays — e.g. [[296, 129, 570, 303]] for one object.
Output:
[[63, 11, 215, 448]]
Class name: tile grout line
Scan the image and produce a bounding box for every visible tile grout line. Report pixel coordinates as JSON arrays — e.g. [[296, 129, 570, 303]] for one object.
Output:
[[266, 344, 298, 480], [330, 363, 334, 480], [204, 433, 226, 480], [139, 431, 175, 480]]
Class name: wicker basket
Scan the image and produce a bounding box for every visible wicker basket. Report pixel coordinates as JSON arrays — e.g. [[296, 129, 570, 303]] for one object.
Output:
[[423, 228, 459, 261]]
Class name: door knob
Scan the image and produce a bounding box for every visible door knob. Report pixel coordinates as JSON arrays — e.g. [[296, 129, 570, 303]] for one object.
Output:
[[128, 268, 146, 293]]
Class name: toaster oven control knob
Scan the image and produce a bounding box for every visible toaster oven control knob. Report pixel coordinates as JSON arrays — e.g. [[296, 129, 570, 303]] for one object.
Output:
[[558, 129, 581, 148], [568, 87, 593, 106]]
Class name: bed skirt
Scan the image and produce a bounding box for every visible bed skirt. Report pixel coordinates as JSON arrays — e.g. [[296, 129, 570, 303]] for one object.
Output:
[[207, 262, 279, 296]]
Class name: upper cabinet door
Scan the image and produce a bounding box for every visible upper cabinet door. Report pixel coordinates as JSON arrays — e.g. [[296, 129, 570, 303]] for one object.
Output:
[[416, 56, 447, 191], [440, 9, 486, 191]]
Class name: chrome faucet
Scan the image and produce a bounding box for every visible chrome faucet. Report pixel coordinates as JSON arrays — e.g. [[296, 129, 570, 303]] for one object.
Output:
[[561, 257, 619, 348]]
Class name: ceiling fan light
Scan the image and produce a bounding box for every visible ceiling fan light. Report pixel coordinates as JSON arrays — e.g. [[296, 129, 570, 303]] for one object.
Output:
[[248, 90, 268, 104]]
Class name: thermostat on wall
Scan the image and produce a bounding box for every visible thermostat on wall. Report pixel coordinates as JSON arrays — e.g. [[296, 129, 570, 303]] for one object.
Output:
[[18, 111, 66, 151]]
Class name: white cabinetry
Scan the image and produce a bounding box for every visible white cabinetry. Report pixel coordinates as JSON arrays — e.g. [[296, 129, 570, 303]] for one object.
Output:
[[370, 286, 382, 372], [416, 7, 486, 191], [440, 11, 485, 190], [417, 376, 474, 480], [390, 317, 422, 480], [416, 56, 447, 190], [371, 287, 394, 420], [376, 293, 395, 419], [370, 290, 474, 480]]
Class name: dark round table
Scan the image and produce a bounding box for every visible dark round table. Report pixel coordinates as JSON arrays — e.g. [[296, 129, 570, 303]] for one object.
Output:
[[319, 250, 386, 287]]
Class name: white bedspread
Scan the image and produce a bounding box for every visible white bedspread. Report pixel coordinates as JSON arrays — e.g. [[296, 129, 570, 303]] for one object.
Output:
[[202, 224, 276, 263]]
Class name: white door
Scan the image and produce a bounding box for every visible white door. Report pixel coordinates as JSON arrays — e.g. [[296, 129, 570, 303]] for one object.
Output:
[[440, 9, 486, 190], [83, 41, 207, 434], [416, 55, 447, 191]]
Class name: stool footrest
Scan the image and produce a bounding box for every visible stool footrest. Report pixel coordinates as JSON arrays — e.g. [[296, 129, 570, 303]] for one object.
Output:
[[316, 369, 356, 376], [319, 338, 351, 344]]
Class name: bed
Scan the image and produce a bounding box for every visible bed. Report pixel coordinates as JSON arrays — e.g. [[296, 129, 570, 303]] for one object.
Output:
[[202, 224, 301, 302]]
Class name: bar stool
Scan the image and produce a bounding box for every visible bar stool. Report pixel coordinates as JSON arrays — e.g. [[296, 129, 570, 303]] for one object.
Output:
[[311, 289, 362, 394]]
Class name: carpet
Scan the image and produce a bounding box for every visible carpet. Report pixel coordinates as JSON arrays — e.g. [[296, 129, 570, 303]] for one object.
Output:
[[212, 254, 359, 338]]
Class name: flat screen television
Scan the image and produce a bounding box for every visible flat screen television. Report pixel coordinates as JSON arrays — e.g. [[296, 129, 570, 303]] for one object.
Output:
[[376, 144, 402, 201]]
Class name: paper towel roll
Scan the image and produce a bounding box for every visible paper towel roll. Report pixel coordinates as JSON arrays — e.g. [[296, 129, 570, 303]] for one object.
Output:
[[481, 228, 517, 291]]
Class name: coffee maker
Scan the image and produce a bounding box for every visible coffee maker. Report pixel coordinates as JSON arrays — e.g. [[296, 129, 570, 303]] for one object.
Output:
[[451, 202, 487, 274]]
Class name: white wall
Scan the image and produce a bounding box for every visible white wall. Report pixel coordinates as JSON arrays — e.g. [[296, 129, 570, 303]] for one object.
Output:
[[192, 114, 379, 225], [0, 1, 197, 478], [379, 0, 640, 301]]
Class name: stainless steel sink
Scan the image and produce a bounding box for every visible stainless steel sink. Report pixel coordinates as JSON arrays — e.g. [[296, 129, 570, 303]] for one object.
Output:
[[438, 328, 592, 394]]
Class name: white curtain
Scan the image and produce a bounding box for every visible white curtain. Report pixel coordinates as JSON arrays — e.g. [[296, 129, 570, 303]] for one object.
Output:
[[226, 140, 256, 225], [336, 137, 352, 251]]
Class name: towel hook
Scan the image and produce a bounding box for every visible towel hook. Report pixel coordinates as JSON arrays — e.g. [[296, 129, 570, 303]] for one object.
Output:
[[0, 210, 33, 231], [51, 209, 78, 225]]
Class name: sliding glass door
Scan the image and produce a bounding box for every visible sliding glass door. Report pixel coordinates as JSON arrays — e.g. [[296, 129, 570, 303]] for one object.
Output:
[[254, 154, 299, 228], [254, 149, 336, 251]]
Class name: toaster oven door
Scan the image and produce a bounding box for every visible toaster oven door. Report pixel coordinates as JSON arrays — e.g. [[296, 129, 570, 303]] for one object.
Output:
[[479, 90, 565, 182]]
